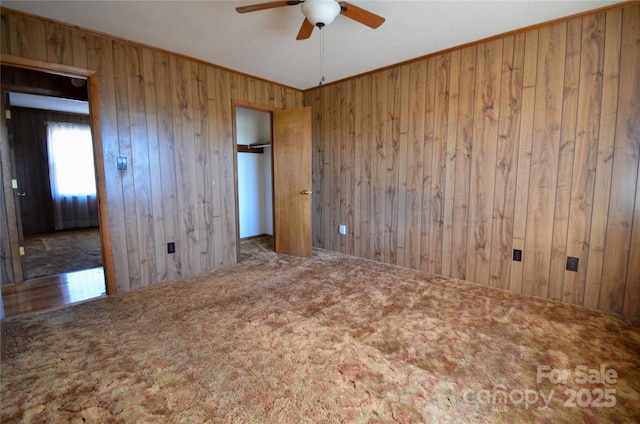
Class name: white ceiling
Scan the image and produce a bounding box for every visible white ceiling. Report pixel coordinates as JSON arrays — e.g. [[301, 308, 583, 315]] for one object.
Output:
[[2, 0, 622, 90]]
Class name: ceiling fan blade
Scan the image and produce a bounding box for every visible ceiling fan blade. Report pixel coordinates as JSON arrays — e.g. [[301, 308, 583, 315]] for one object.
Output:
[[338, 1, 385, 29], [296, 18, 314, 40], [236, 1, 303, 14]]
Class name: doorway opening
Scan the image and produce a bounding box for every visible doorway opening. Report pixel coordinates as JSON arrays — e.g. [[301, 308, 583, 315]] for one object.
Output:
[[1, 63, 109, 316], [234, 104, 274, 258], [232, 103, 312, 261]]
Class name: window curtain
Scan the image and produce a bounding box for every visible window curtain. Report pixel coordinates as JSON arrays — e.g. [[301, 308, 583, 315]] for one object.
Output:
[[47, 122, 99, 230]]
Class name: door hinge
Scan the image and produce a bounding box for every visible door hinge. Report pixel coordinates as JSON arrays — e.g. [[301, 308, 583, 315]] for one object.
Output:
[[5, 109, 11, 120], [19, 246, 25, 256]]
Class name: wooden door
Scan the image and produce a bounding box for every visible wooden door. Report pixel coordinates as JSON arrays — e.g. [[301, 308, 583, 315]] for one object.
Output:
[[1, 96, 25, 284], [10, 150, 27, 283], [272, 107, 312, 257]]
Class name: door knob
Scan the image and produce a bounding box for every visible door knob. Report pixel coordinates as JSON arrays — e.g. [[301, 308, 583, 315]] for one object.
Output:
[[17, 191, 26, 197], [300, 190, 312, 195]]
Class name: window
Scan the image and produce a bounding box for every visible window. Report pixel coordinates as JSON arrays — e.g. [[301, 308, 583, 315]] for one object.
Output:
[[47, 122, 96, 196], [47, 122, 98, 229]]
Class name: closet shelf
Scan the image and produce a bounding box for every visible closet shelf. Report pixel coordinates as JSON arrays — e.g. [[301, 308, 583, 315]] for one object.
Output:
[[237, 144, 264, 154]]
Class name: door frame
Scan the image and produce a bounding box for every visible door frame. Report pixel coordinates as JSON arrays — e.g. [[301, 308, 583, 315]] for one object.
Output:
[[0, 54, 116, 295], [231, 100, 275, 259]]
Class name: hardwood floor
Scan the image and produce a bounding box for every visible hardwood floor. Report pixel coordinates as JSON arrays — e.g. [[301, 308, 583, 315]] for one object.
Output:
[[1, 267, 106, 318]]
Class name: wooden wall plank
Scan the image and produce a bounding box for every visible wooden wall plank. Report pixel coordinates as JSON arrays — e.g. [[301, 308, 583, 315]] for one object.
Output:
[[1, 13, 11, 55], [10, 14, 47, 61], [442, 52, 459, 277], [509, 30, 539, 294], [562, 13, 606, 305], [191, 62, 212, 269], [211, 69, 227, 266], [317, 87, 327, 249], [332, 82, 343, 253], [467, 39, 502, 285], [451, 47, 476, 279], [213, 68, 237, 266], [113, 41, 140, 291], [125, 43, 155, 289], [141, 48, 167, 283], [343, 79, 356, 256], [490, 33, 524, 290], [71, 29, 88, 69], [395, 65, 410, 266], [372, 71, 387, 262], [385, 69, 400, 265], [522, 23, 566, 299], [205, 67, 222, 267], [357, 75, 373, 259], [419, 58, 436, 272], [151, 50, 181, 280], [429, 54, 450, 274], [328, 83, 340, 252], [403, 60, 426, 270], [599, 5, 640, 314], [584, 8, 622, 310], [626, 157, 640, 318], [170, 56, 200, 276], [352, 77, 363, 257], [309, 88, 324, 248], [45, 23, 73, 66], [621, 8, 640, 318], [316, 86, 328, 249], [548, 19, 582, 301]]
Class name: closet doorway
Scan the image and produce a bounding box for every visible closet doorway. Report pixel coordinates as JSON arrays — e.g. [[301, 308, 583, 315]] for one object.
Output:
[[233, 102, 312, 259], [235, 104, 273, 248]]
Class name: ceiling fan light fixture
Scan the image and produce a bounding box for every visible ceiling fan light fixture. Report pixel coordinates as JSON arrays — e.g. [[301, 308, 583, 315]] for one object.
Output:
[[301, 0, 341, 27]]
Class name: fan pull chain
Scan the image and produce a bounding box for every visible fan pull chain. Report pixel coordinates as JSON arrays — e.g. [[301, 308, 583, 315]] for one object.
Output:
[[319, 27, 326, 86]]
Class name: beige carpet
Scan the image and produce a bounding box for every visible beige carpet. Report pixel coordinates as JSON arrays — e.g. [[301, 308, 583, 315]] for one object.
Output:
[[22, 228, 103, 279], [1, 237, 639, 423]]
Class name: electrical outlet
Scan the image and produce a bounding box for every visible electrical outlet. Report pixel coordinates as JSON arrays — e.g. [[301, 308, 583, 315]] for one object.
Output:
[[117, 156, 128, 170], [566, 256, 579, 272], [167, 242, 175, 254], [339, 224, 346, 235], [513, 249, 522, 262]]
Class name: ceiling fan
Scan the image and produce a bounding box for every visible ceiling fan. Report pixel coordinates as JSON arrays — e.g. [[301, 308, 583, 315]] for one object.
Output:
[[236, 0, 385, 40]]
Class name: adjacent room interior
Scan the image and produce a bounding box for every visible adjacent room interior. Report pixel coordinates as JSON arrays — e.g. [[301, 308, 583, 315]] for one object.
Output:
[[1, 66, 106, 316], [0, 1, 638, 422]]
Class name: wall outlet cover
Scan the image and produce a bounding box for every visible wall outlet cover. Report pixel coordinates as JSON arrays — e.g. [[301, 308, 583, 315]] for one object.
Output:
[[339, 224, 346, 235], [513, 249, 522, 262], [566, 256, 579, 272]]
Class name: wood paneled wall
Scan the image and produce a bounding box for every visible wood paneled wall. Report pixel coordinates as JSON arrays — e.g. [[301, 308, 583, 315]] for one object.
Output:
[[0, 8, 304, 291], [305, 3, 640, 318]]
